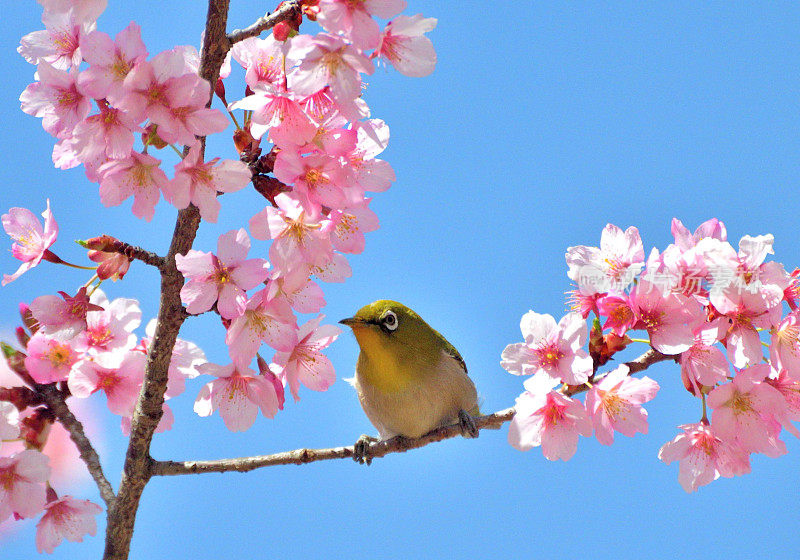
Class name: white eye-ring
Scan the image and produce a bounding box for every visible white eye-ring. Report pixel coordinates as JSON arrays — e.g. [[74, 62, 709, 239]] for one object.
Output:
[[381, 310, 398, 331]]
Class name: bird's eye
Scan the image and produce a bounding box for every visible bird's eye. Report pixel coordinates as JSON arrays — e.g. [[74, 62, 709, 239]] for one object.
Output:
[[381, 310, 398, 331]]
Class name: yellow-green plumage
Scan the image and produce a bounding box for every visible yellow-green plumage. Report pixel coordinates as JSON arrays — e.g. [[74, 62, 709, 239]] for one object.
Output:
[[340, 300, 479, 439]]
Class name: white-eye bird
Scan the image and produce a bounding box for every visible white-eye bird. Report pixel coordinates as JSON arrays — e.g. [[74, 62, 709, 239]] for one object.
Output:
[[340, 300, 480, 462]]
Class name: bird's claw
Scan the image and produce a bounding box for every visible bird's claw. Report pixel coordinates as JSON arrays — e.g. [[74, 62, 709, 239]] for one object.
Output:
[[353, 434, 377, 465], [458, 409, 479, 438]]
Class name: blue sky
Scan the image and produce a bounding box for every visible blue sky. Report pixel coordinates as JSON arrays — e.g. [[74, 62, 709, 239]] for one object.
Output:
[[2, 1, 800, 558]]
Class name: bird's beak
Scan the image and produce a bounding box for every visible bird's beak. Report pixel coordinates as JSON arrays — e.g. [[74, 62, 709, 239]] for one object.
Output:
[[339, 316, 368, 328]]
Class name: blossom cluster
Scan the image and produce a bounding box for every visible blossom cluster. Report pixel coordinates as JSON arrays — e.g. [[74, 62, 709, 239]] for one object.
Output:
[[2, 0, 439, 553], [502, 218, 800, 492]]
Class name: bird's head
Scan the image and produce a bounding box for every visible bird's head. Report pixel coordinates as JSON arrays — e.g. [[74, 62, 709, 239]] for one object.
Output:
[[339, 300, 442, 359]]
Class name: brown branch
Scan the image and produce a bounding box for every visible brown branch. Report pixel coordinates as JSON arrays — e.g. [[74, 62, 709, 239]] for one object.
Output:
[[149, 348, 678, 477], [564, 347, 677, 396], [150, 409, 516, 476], [38, 385, 116, 506], [227, 1, 301, 45], [102, 3, 232, 559]]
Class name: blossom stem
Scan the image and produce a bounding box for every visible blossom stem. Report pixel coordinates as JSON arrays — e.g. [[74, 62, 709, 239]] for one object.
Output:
[[169, 144, 184, 157], [60, 261, 98, 271], [226, 107, 241, 130], [628, 337, 652, 345]]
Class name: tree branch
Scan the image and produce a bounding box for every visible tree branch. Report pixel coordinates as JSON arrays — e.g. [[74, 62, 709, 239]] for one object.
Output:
[[227, 1, 301, 45], [102, 2, 231, 559], [38, 385, 116, 506], [149, 348, 677, 477], [150, 408, 516, 476]]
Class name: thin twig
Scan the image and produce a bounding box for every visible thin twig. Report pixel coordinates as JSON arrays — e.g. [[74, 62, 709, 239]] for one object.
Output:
[[150, 409, 516, 476], [227, 1, 301, 45], [38, 385, 116, 506], [149, 348, 676, 477]]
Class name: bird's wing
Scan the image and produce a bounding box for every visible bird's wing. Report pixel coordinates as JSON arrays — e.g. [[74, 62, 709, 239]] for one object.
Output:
[[433, 327, 467, 374]]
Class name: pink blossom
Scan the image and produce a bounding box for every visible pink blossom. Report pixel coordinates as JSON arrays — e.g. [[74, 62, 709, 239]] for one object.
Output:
[[0, 402, 20, 446], [35, 496, 102, 554], [71, 289, 141, 358], [342, 119, 395, 193], [0, 449, 50, 521], [680, 323, 729, 396], [77, 23, 148, 101], [329, 201, 380, 254], [148, 83, 229, 146], [115, 49, 198, 123], [194, 362, 282, 431], [70, 102, 140, 161], [37, 0, 107, 23], [268, 270, 326, 314], [273, 150, 347, 215], [658, 422, 750, 492], [20, 62, 91, 139], [288, 33, 374, 108], [24, 331, 79, 384], [18, 10, 93, 70], [30, 287, 103, 341], [769, 310, 800, 378], [671, 217, 726, 251], [311, 251, 352, 283], [272, 315, 340, 400], [707, 364, 788, 456], [2, 200, 58, 286], [165, 144, 251, 222], [566, 224, 645, 294], [375, 14, 437, 77], [68, 351, 145, 416], [585, 365, 659, 445], [508, 375, 592, 461], [566, 286, 605, 319], [715, 288, 779, 368], [765, 370, 800, 435], [98, 151, 169, 221], [231, 35, 287, 88], [317, 0, 407, 50], [229, 85, 317, 146], [500, 311, 592, 385], [249, 193, 333, 275], [225, 288, 298, 360], [175, 228, 270, 319], [597, 294, 636, 336], [628, 280, 703, 354]]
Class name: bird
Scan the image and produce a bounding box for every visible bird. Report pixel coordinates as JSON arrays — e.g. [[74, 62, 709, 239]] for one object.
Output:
[[339, 300, 481, 463]]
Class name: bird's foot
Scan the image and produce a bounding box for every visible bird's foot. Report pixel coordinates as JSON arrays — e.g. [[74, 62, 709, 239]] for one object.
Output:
[[353, 434, 377, 465], [458, 409, 479, 439]]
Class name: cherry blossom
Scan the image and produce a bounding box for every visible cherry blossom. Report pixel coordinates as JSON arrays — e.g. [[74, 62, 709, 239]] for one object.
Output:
[[658, 422, 750, 493], [36, 0, 107, 23], [18, 10, 94, 70], [0, 402, 21, 446], [317, 0, 407, 50], [288, 33, 374, 108], [225, 288, 298, 360], [97, 151, 169, 221], [707, 364, 788, 456], [165, 144, 252, 222], [566, 224, 645, 294], [24, 331, 79, 384], [30, 287, 103, 341], [20, 62, 91, 139], [68, 351, 145, 417], [508, 375, 592, 461], [35, 496, 103, 554], [628, 279, 703, 355], [175, 228, 270, 319], [585, 365, 659, 445], [71, 289, 141, 358], [194, 362, 282, 431], [375, 14, 437, 77], [0, 449, 51, 521], [500, 311, 592, 385], [77, 23, 148, 101], [2, 200, 59, 286], [272, 314, 340, 400], [229, 84, 317, 146]]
